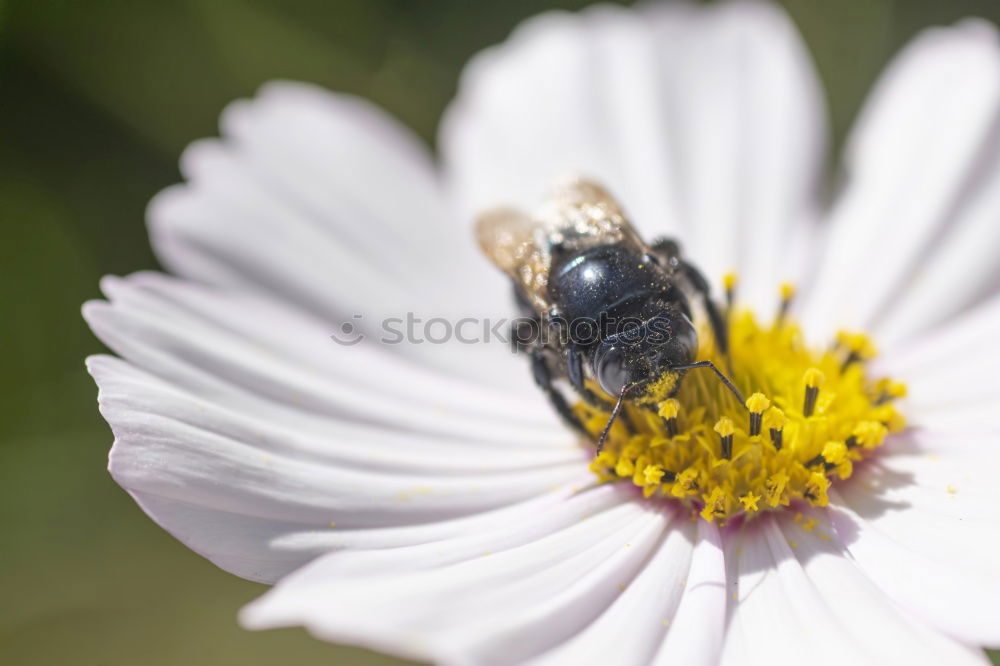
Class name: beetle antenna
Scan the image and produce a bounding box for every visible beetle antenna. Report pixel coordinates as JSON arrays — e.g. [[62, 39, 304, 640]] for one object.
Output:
[[594, 363, 744, 454], [596, 383, 631, 454], [671, 360, 747, 409]]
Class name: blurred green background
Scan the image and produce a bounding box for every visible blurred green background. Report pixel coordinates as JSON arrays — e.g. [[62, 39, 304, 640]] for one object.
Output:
[[2, 1, 999, 664]]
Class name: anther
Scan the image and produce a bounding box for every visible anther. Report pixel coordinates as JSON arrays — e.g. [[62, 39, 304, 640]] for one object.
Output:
[[836, 331, 877, 370], [723, 272, 738, 312], [643, 464, 665, 485], [700, 487, 728, 522], [714, 416, 735, 460], [777, 282, 795, 323], [764, 406, 786, 450], [764, 471, 789, 506], [852, 420, 888, 449], [804, 472, 830, 506], [672, 468, 698, 496], [875, 379, 907, 405], [802, 368, 824, 417], [821, 440, 848, 465], [746, 392, 770, 436], [658, 398, 680, 437]]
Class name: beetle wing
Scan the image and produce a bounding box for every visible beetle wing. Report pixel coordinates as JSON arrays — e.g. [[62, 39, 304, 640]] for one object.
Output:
[[536, 176, 650, 258], [476, 177, 657, 314], [475, 207, 553, 313]]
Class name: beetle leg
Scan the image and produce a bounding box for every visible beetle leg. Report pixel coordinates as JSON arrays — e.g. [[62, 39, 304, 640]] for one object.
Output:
[[651, 237, 729, 358], [566, 345, 612, 410], [531, 350, 587, 436], [678, 260, 730, 358]]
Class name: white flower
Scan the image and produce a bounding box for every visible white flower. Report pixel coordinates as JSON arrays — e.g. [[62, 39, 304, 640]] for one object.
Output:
[[84, 1, 1000, 664]]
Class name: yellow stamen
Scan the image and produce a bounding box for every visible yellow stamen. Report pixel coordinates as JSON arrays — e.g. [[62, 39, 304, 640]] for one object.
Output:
[[885, 380, 907, 398], [746, 392, 771, 413], [851, 421, 888, 449], [615, 458, 634, 478], [714, 416, 735, 459], [836, 330, 878, 375], [658, 398, 680, 437], [723, 272, 738, 312], [658, 398, 680, 420], [643, 464, 665, 485], [746, 392, 770, 436], [764, 406, 787, 450], [713, 416, 735, 437], [802, 368, 824, 417], [777, 282, 796, 322], [805, 472, 831, 506], [836, 330, 878, 361], [700, 487, 729, 522], [821, 440, 848, 465], [874, 378, 908, 404], [671, 468, 699, 497], [579, 290, 906, 524]]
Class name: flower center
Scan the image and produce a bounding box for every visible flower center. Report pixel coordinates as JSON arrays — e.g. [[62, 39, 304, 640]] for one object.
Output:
[[579, 278, 907, 523]]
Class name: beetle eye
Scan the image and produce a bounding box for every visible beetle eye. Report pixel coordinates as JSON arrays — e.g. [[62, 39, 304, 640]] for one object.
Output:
[[596, 345, 627, 396]]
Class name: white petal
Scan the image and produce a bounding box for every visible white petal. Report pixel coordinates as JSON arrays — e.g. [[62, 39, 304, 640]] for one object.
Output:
[[89, 330, 589, 584], [440, 0, 826, 307], [84, 273, 561, 444], [721, 515, 851, 665], [843, 458, 1000, 580], [874, 294, 1000, 432], [875, 173, 1000, 346], [242, 500, 670, 664], [829, 483, 1000, 646], [870, 430, 1000, 506], [839, 431, 1000, 582], [526, 511, 695, 666], [121, 489, 316, 584], [878, 293, 1000, 376], [152, 81, 499, 321], [147, 472, 599, 586], [720, 513, 988, 665], [270, 483, 633, 580], [802, 20, 1000, 343], [778, 507, 988, 664], [148, 81, 527, 386], [95, 353, 584, 513], [651, 519, 728, 666]]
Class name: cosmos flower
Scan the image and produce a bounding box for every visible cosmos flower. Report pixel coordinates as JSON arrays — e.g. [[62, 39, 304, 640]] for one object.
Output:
[[85, 1, 1000, 664]]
